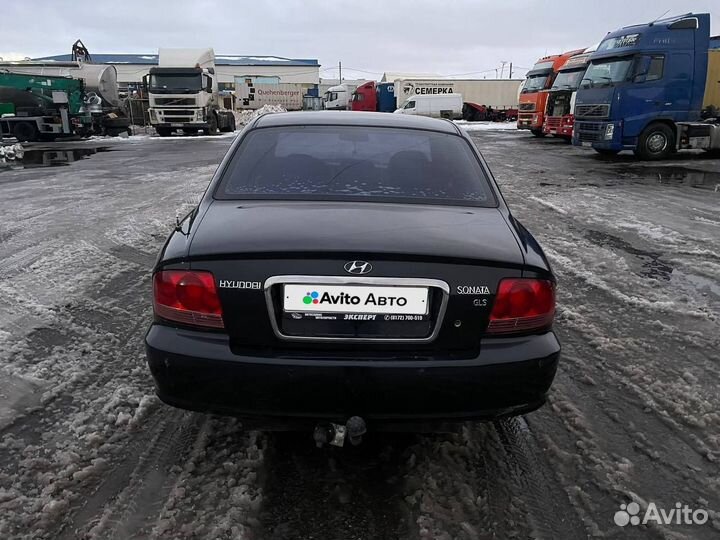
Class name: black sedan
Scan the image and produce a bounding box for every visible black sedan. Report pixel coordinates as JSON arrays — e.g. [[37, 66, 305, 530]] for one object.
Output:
[[146, 111, 558, 434]]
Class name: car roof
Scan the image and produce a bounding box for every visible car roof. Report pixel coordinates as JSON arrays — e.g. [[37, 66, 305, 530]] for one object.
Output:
[[253, 111, 461, 134]]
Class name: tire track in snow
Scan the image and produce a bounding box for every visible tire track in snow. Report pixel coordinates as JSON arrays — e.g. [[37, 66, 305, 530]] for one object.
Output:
[[60, 409, 203, 540]]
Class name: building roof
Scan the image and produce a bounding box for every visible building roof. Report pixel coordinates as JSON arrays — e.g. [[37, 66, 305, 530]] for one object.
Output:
[[32, 53, 319, 67]]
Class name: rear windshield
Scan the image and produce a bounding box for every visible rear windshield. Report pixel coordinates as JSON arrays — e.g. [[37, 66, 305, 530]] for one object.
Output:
[[215, 126, 496, 207]]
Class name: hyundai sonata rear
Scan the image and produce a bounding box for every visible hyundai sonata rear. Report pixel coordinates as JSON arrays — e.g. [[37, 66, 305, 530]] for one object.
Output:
[[145, 111, 559, 430]]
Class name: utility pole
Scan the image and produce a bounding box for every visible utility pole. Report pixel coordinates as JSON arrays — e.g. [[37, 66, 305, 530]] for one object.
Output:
[[500, 61, 508, 79], [509, 62, 513, 79], [339, 61, 342, 82]]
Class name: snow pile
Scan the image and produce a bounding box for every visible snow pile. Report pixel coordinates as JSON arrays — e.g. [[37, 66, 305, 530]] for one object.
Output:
[[454, 120, 518, 132], [234, 104, 287, 126], [0, 143, 25, 161]]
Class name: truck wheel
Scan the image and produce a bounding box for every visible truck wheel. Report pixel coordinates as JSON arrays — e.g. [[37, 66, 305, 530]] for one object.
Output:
[[156, 127, 173, 137], [230, 116, 236, 131], [13, 121, 38, 142], [594, 148, 620, 156], [530, 129, 546, 138], [635, 123, 674, 160], [203, 114, 218, 135]]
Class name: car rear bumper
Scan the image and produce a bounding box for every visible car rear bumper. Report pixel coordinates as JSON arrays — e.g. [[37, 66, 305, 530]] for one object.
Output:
[[145, 324, 560, 427]]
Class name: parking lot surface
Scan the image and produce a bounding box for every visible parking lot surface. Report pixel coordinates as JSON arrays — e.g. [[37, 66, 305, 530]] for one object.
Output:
[[0, 127, 718, 539]]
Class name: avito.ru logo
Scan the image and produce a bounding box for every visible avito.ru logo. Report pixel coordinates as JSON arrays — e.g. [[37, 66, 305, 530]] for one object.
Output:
[[614, 501, 709, 527]]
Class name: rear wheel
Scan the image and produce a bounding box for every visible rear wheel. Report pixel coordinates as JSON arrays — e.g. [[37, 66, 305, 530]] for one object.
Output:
[[156, 127, 173, 137], [634, 122, 675, 160], [594, 148, 620, 156], [12, 121, 38, 142], [530, 129, 545, 138]]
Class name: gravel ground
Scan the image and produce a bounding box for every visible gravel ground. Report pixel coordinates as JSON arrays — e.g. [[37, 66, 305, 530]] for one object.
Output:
[[0, 124, 718, 539]]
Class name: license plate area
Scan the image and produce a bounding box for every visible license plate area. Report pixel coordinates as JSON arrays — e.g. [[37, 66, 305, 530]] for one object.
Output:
[[265, 276, 449, 343]]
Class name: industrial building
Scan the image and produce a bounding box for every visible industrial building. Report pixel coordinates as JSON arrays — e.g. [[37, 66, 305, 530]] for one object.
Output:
[[32, 53, 321, 96]]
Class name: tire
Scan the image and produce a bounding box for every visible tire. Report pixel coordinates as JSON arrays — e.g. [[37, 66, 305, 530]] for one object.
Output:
[[203, 114, 218, 135], [230, 116, 236, 132], [530, 129, 546, 138], [13, 121, 38, 142], [594, 148, 620, 156], [156, 127, 173, 137], [634, 122, 675, 160]]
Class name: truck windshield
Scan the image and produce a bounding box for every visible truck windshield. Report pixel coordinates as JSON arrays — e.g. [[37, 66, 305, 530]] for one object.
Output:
[[580, 57, 632, 88], [551, 69, 585, 91], [149, 73, 202, 92], [522, 75, 548, 93], [215, 126, 497, 207]]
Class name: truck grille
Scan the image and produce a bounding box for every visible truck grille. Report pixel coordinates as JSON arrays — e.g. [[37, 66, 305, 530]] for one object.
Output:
[[575, 121, 604, 142], [163, 109, 195, 116], [519, 103, 536, 112], [545, 116, 561, 130], [575, 104, 609, 118], [154, 98, 196, 106]]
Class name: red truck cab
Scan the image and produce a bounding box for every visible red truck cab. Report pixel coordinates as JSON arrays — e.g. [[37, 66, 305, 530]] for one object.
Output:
[[543, 50, 591, 139], [518, 49, 585, 136], [351, 81, 377, 112]]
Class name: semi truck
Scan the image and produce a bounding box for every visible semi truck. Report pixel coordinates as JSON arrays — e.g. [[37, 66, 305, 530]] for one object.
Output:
[[518, 49, 585, 136], [146, 48, 235, 136], [323, 84, 359, 110], [0, 71, 92, 141], [542, 47, 595, 139], [350, 81, 397, 112], [395, 79, 520, 121], [573, 13, 720, 159]]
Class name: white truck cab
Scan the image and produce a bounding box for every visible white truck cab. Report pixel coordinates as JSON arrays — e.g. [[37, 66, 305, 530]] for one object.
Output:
[[146, 48, 235, 136], [323, 84, 355, 110], [394, 94, 463, 119]]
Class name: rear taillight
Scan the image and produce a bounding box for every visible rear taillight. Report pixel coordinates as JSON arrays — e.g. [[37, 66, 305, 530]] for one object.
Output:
[[153, 270, 224, 329], [487, 278, 555, 334]]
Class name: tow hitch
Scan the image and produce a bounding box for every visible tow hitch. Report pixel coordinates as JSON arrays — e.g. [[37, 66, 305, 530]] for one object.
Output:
[[313, 416, 367, 448]]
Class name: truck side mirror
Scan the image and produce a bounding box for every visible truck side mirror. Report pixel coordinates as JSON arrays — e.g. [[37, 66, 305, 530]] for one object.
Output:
[[142, 75, 148, 90]]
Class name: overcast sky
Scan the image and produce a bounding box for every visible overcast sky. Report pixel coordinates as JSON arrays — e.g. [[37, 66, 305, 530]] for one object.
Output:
[[1, 1, 718, 80]]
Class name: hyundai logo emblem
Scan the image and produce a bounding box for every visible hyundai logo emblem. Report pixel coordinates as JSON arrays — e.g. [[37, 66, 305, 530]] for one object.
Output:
[[344, 260, 373, 275]]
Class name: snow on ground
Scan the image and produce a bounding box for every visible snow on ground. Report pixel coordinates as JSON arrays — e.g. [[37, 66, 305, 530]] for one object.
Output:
[[454, 120, 518, 131], [0, 131, 718, 539]]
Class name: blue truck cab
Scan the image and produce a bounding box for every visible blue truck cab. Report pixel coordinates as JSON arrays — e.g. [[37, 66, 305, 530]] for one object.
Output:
[[573, 13, 720, 159]]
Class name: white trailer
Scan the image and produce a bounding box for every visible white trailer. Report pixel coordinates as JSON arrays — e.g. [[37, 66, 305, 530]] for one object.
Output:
[[394, 79, 522, 113], [236, 82, 303, 110]]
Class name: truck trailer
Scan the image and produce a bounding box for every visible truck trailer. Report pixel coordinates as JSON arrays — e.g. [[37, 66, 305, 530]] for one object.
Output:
[[518, 49, 585, 136], [146, 48, 235, 136], [394, 79, 520, 120], [236, 81, 304, 110], [573, 13, 720, 159]]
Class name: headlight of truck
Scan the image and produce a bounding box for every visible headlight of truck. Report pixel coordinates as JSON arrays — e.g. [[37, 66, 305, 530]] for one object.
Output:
[[605, 123, 615, 140], [149, 109, 157, 121], [196, 109, 205, 121]]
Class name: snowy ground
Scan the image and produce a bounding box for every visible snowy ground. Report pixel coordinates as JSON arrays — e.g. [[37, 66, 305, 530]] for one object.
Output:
[[0, 131, 718, 539]]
